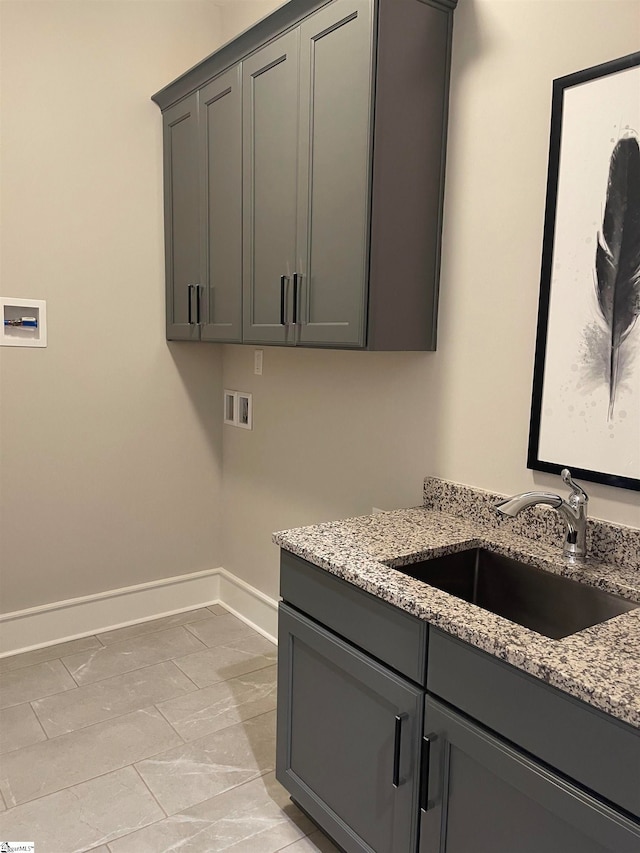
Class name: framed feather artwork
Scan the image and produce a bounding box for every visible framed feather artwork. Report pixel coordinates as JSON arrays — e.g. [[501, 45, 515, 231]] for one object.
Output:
[[528, 51, 640, 492]]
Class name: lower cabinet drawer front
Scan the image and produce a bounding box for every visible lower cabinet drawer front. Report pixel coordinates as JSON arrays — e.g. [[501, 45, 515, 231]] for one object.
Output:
[[277, 603, 424, 853], [280, 550, 427, 684], [427, 629, 640, 819], [421, 697, 640, 853]]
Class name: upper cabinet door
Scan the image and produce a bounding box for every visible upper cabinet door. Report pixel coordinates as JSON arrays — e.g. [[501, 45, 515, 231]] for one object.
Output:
[[296, 0, 373, 347], [242, 30, 300, 345], [199, 66, 242, 343], [162, 93, 201, 340]]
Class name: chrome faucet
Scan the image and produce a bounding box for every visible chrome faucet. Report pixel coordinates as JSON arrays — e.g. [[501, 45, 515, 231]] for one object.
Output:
[[495, 469, 589, 563]]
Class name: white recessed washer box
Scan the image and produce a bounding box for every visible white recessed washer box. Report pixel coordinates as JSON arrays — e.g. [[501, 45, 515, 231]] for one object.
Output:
[[1, 297, 47, 347], [223, 390, 238, 425]]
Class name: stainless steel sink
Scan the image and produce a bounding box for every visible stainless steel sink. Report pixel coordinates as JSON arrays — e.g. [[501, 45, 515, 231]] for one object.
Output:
[[389, 548, 638, 639]]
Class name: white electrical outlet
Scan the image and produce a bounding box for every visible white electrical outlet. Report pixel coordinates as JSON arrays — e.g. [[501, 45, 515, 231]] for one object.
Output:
[[237, 392, 253, 429], [254, 349, 263, 375]]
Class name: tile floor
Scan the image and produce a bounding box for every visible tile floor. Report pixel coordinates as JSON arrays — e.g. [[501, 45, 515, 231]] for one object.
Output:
[[0, 605, 340, 852]]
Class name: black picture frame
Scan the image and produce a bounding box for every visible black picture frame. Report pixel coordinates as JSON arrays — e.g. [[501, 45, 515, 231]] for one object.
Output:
[[528, 51, 640, 492]]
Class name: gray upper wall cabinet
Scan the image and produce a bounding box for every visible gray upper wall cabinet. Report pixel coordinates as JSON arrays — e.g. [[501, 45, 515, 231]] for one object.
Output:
[[161, 68, 243, 342], [153, 0, 458, 350]]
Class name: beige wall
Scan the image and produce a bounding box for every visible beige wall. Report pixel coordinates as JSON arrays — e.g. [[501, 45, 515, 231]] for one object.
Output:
[[220, 0, 640, 599], [0, 1, 227, 612], [217, 0, 283, 44]]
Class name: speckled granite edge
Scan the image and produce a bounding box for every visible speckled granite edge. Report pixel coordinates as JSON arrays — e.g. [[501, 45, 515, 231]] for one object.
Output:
[[273, 506, 640, 728], [423, 476, 640, 571]]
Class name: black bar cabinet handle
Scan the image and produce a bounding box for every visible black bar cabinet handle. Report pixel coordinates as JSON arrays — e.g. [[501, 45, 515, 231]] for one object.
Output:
[[196, 284, 201, 325], [292, 273, 299, 324], [187, 284, 194, 325], [280, 275, 287, 326], [393, 714, 404, 788], [420, 735, 432, 811]]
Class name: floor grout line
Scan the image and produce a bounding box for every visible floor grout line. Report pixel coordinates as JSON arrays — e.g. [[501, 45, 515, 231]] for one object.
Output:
[[1, 682, 78, 712], [28, 699, 50, 742], [138, 766, 275, 824], [105, 768, 298, 852], [0, 639, 103, 676], [96, 610, 221, 647], [151, 702, 187, 744], [136, 703, 277, 758], [23, 668, 199, 742], [173, 663, 202, 691], [0, 702, 192, 815], [0, 655, 78, 679], [173, 657, 277, 690], [127, 708, 278, 816], [55, 636, 214, 690], [60, 653, 85, 687], [1, 654, 275, 716], [0, 759, 154, 815], [132, 762, 170, 819], [151, 689, 278, 745], [3, 643, 273, 717], [183, 622, 203, 642], [0, 608, 230, 671]]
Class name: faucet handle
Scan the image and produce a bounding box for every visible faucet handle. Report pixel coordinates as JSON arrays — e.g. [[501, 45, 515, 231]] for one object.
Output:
[[561, 469, 588, 506]]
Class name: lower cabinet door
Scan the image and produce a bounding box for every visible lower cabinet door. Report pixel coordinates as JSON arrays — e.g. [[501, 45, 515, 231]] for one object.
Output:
[[420, 697, 640, 853], [277, 603, 424, 853]]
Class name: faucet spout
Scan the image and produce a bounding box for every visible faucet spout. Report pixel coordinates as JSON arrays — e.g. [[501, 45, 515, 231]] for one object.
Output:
[[494, 470, 589, 564], [495, 492, 563, 517]]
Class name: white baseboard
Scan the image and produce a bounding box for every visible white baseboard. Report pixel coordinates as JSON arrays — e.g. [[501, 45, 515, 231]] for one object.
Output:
[[0, 568, 278, 657], [217, 568, 278, 644]]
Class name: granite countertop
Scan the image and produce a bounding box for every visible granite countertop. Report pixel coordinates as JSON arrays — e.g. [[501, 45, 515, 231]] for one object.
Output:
[[273, 490, 640, 730]]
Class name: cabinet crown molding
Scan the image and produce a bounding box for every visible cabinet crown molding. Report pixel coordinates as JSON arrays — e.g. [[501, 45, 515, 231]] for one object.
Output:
[[151, 0, 457, 111]]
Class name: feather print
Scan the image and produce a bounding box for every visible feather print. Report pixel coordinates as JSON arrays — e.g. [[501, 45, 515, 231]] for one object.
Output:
[[595, 134, 640, 420]]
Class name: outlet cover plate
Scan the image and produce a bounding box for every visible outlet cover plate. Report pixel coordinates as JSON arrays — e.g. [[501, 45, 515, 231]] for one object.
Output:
[[237, 392, 253, 429]]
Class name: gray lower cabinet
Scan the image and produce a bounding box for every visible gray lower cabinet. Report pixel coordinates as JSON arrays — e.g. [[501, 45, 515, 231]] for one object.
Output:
[[161, 67, 242, 342], [277, 603, 424, 853], [426, 628, 640, 820], [420, 697, 640, 853], [276, 551, 640, 853], [154, 0, 458, 350]]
